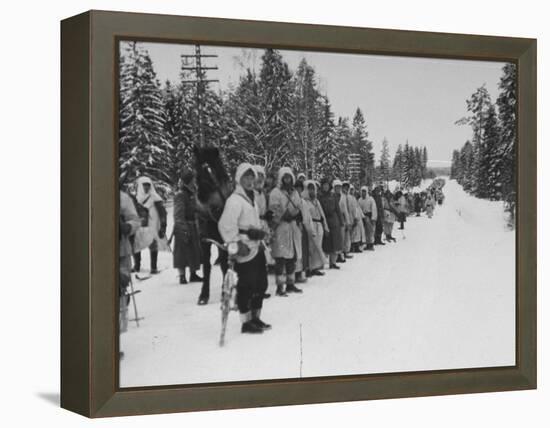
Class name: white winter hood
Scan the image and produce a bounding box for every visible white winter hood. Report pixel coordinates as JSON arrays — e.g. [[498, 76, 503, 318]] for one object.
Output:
[[277, 167, 295, 188], [234, 162, 257, 188], [135, 176, 162, 208]]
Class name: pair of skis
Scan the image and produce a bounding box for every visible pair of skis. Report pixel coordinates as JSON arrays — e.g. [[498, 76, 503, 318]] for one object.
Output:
[[128, 270, 165, 326], [202, 238, 239, 347], [219, 267, 239, 347]]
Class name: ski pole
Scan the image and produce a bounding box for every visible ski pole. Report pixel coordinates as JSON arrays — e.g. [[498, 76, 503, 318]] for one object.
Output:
[[128, 276, 143, 327]]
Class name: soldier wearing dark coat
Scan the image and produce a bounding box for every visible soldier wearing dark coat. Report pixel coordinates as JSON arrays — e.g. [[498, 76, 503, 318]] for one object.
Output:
[[372, 186, 385, 245], [172, 168, 203, 284], [414, 193, 423, 216], [318, 178, 345, 269]]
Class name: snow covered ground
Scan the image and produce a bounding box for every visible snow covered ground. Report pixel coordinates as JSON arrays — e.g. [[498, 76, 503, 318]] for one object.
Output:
[[120, 179, 516, 387]]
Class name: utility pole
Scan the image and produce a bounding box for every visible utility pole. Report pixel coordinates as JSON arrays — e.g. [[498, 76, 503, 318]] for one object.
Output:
[[181, 45, 219, 148], [348, 153, 361, 186]]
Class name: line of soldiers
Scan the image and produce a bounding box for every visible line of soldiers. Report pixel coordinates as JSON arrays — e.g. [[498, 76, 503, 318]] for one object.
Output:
[[119, 164, 445, 338]]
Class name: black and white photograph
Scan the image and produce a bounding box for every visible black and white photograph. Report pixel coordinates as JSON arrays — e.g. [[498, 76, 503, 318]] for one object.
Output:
[[117, 40, 517, 388]]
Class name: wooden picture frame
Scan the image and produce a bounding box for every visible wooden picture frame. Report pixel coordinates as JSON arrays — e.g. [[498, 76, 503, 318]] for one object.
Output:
[[60, 10, 536, 417]]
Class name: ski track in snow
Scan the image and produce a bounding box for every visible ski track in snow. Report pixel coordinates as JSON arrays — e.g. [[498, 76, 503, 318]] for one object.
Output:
[[120, 179, 516, 387]]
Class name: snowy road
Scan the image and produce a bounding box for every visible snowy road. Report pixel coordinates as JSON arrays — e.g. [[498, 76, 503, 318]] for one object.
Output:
[[120, 179, 516, 387]]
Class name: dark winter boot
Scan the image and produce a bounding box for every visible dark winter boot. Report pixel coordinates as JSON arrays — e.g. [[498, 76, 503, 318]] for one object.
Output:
[[200, 262, 211, 305], [179, 274, 187, 284], [252, 318, 272, 330], [329, 263, 341, 270], [150, 251, 159, 274], [241, 312, 264, 334], [286, 283, 303, 294], [190, 272, 203, 282], [251, 309, 272, 330], [295, 272, 307, 283], [389, 235, 397, 242], [311, 269, 325, 276], [241, 321, 264, 334], [132, 253, 141, 272], [197, 278, 210, 305], [336, 254, 346, 263], [276, 285, 288, 297], [366, 243, 375, 251]]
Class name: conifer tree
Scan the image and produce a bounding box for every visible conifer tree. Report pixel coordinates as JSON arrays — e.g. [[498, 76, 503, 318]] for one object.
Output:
[[450, 149, 460, 180], [258, 49, 294, 171], [314, 96, 340, 181], [455, 85, 493, 197], [393, 144, 404, 185], [224, 49, 293, 172], [482, 103, 501, 200], [496, 63, 517, 207], [422, 146, 428, 178], [334, 117, 353, 180], [379, 137, 391, 184], [351, 108, 374, 186], [162, 80, 189, 188], [119, 42, 171, 187], [413, 147, 423, 187], [290, 58, 323, 176]]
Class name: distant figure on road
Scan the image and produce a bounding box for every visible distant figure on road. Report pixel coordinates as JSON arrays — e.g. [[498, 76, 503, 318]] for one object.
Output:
[[425, 193, 435, 218], [359, 186, 377, 251]]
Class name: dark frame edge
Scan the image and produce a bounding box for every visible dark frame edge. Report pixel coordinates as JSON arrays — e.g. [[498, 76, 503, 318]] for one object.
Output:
[[60, 11, 92, 417], [68, 10, 538, 418], [516, 39, 537, 389], [91, 366, 533, 418]]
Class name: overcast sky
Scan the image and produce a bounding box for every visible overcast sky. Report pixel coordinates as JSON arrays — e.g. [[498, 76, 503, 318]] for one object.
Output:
[[129, 41, 508, 167]]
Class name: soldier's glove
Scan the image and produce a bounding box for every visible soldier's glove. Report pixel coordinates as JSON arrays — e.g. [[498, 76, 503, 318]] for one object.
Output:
[[236, 241, 251, 257], [264, 210, 274, 222], [246, 228, 266, 241], [120, 222, 132, 237], [119, 271, 131, 290]]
